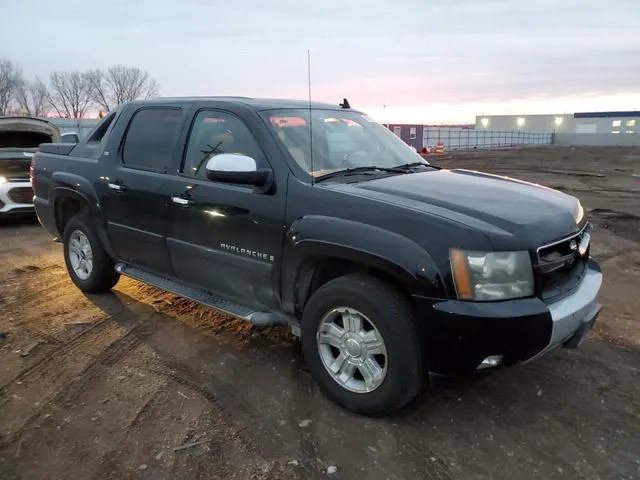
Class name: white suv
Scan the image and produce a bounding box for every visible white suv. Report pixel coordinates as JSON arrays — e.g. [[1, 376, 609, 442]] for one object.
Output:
[[0, 117, 60, 218], [0, 150, 36, 217]]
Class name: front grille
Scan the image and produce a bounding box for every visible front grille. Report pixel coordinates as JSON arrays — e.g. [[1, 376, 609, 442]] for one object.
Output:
[[7, 186, 34, 205], [534, 223, 591, 300]]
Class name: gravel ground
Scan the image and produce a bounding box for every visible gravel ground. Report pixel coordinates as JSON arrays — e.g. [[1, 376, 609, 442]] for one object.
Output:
[[0, 147, 638, 480]]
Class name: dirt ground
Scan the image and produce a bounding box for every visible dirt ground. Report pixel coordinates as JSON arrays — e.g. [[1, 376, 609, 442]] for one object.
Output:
[[0, 146, 639, 480]]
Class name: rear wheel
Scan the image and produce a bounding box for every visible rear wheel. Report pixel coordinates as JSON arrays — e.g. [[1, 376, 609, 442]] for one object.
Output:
[[63, 210, 119, 293], [301, 274, 424, 415]]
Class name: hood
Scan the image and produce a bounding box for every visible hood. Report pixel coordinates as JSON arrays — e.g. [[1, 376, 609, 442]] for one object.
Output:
[[327, 168, 584, 249], [0, 116, 61, 148]]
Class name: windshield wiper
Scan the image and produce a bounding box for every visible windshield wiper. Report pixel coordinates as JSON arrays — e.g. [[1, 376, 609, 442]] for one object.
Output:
[[385, 161, 432, 172], [314, 162, 435, 182], [314, 166, 403, 182]]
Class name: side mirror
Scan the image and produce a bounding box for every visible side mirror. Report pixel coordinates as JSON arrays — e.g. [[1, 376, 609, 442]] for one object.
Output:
[[205, 153, 272, 188]]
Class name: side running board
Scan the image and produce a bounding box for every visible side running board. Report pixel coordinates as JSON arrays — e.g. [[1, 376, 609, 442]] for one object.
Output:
[[115, 263, 290, 327]]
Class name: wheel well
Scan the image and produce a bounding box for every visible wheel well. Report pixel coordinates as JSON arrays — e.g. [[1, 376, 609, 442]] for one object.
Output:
[[298, 257, 412, 314], [54, 195, 86, 236]]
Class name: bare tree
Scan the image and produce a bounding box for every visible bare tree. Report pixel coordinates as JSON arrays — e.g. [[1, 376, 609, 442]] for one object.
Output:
[[48, 71, 94, 118], [0, 58, 23, 115], [89, 65, 159, 112], [15, 77, 51, 117]]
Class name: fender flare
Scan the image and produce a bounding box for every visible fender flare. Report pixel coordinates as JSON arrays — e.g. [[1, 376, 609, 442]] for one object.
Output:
[[280, 215, 447, 313], [49, 172, 116, 259]]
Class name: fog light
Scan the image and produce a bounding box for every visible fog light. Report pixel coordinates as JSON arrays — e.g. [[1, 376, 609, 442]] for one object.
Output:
[[478, 355, 504, 370]]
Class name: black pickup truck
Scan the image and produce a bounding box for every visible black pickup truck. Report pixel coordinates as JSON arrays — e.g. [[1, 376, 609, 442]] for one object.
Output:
[[31, 97, 603, 415]]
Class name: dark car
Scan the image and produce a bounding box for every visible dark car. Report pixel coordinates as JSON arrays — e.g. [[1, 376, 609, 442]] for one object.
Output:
[[30, 97, 602, 415]]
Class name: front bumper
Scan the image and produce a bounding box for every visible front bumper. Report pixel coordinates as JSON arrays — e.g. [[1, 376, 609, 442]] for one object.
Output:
[[0, 181, 35, 217], [415, 260, 603, 376]]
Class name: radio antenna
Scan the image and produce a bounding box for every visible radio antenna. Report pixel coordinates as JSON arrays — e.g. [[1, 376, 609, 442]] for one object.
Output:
[[307, 49, 314, 186]]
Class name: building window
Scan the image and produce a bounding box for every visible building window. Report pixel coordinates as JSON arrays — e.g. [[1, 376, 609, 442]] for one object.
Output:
[[516, 117, 525, 128], [576, 124, 597, 134], [409, 127, 416, 139], [612, 120, 622, 127], [554, 117, 563, 127], [480, 118, 489, 128], [626, 120, 636, 127]]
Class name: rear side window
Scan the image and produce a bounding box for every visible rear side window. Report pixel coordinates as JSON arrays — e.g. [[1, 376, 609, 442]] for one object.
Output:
[[121, 108, 182, 171]]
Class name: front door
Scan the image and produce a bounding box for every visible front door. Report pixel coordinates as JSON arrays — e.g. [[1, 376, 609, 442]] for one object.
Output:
[[163, 108, 287, 310], [100, 106, 186, 275]]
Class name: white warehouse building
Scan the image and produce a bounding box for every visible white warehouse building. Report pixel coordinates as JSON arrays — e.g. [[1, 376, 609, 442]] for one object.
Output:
[[475, 111, 640, 135]]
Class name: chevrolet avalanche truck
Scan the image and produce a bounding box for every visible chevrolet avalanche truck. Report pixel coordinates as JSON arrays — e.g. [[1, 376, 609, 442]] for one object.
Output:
[[30, 97, 603, 415], [0, 116, 60, 218]]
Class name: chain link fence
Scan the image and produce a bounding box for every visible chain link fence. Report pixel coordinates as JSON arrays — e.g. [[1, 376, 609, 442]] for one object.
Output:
[[423, 128, 553, 150]]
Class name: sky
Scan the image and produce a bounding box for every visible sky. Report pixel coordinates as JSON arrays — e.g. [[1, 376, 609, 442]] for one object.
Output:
[[2, 0, 639, 123]]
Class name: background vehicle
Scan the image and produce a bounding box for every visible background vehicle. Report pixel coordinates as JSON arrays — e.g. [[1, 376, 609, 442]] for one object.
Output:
[[0, 117, 60, 218], [60, 132, 80, 144], [30, 97, 602, 415]]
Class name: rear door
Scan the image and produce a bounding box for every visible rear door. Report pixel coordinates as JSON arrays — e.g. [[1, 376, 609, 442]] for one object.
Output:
[[100, 105, 187, 275]]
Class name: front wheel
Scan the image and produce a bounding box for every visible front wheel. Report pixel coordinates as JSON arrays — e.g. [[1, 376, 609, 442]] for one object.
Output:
[[301, 274, 424, 415]]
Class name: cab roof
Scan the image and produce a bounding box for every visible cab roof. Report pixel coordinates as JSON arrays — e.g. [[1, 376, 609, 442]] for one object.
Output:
[[125, 96, 356, 112]]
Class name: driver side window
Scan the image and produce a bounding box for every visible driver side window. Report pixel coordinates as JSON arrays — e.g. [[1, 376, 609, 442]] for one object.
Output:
[[182, 110, 264, 179]]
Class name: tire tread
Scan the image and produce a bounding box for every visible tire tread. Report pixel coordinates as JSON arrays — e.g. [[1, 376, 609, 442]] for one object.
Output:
[[301, 273, 424, 415], [62, 209, 119, 293]]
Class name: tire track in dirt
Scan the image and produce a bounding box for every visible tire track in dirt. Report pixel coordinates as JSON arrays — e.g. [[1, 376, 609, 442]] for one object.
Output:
[[102, 286, 308, 455], [125, 333, 322, 478], [285, 342, 330, 476], [5, 325, 145, 448], [0, 318, 111, 393], [8, 289, 176, 420], [396, 441, 455, 480], [1, 263, 61, 279], [0, 275, 169, 429], [0, 320, 130, 441], [90, 376, 293, 480], [1, 276, 71, 316], [145, 362, 322, 479], [141, 359, 292, 458], [11, 282, 308, 476]]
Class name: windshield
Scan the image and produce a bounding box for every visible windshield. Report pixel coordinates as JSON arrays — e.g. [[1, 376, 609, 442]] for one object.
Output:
[[261, 108, 427, 177]]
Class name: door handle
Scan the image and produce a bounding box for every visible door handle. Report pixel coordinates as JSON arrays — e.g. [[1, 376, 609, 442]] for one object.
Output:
[[171, 196, 193, 206], [107, 182, 126, 192]]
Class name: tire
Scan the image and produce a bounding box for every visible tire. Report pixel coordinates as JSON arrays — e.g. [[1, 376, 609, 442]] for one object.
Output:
[[301, 273, 424, 415], [62, 209, 119, 293]]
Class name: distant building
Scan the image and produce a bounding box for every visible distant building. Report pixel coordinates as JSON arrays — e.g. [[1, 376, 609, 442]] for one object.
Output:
[[475, 111, 640, 135], [385, 123, 474, 149], [385, 124, 424, 149]]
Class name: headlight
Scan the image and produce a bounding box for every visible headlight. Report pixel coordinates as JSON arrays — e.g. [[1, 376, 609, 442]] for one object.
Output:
[[450, 249, 534, 301], [575, 201, 584, 225], [0, 176, 6, 184]]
